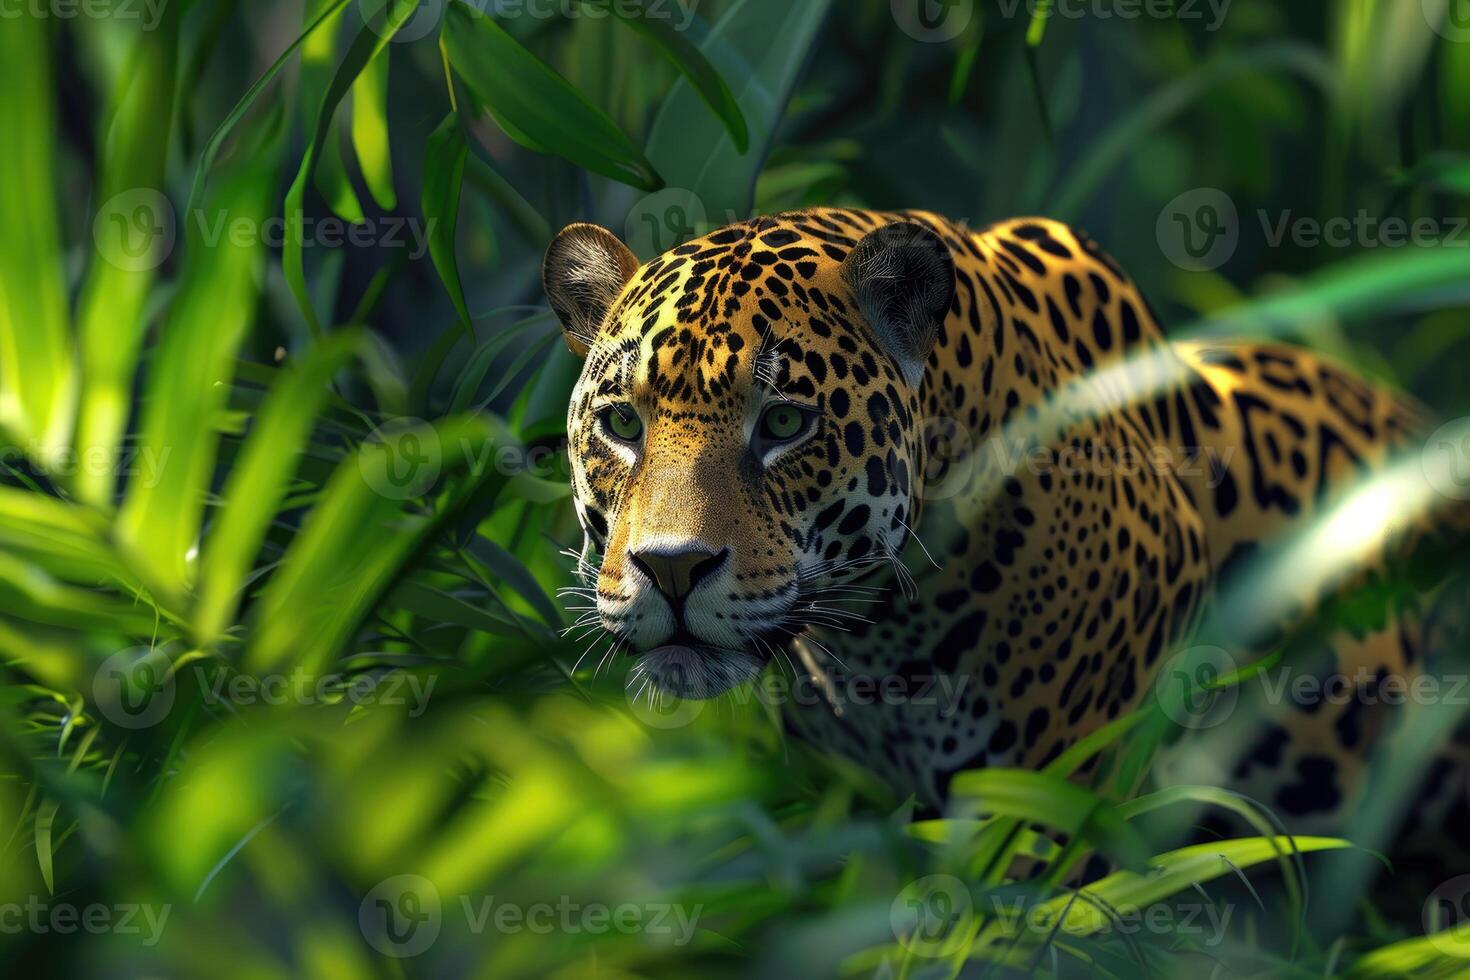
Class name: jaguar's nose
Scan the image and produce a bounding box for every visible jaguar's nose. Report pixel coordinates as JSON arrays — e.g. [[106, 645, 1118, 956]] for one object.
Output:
[[629, 544, 729, 605]]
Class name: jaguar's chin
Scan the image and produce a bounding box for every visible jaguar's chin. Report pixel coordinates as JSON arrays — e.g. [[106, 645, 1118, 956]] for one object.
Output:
[[635, 644, 766, 700]]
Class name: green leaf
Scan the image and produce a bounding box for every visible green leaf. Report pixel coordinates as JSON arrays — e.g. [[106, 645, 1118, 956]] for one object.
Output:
[[1346, 929, 1470, 977], [301, 0, 366, 224], [352, 45, 397, 210], [465, 536, 561, 627], [1015, 837, 1349, 943], [441, 1, 663, 191], [243, 416, 502, 676], [591, 0, 748, 153], [116, 147, 280, 605], [643, 0, 831, 247], [284, 0, 420, 336], [385, 580, 524, 637], [186, 0, 354, 216], [73, 8, 181, 507], [0, 12, 76, 464], [35, 800, 57, 894], [949, 769, 1152, 873], [195, 331, 365, 642], [422, 114, 473, 339]]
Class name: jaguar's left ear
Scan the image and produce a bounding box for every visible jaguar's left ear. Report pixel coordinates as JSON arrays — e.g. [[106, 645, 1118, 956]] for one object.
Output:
[[543, 223, 641, 358], [841, 221, 956, 385]]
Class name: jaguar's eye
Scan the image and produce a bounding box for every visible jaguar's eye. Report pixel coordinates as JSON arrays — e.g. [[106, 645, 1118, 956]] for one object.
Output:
[[757, 403, 814, 444], [598, 404, 643, 444]]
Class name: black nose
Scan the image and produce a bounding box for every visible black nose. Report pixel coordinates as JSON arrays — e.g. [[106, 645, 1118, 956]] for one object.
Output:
[[629, 544, 728, 604]]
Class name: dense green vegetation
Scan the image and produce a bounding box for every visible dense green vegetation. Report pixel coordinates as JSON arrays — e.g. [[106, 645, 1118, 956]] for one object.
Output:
[[1, 0, 1468, 975]]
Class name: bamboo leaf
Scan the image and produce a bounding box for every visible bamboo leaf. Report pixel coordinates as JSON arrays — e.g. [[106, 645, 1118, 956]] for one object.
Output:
[[442, 0, 663, 191], [352, 46, 397, 210], [186, 0, 354, 216], [422, 114, 473, 339]]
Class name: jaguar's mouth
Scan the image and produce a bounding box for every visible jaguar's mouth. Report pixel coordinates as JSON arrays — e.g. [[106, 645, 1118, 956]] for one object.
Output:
[[633, 634, 768, 700]]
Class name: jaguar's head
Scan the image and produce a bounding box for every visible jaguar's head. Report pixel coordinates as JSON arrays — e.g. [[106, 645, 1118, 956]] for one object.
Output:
[[544, 213, 955, 698]]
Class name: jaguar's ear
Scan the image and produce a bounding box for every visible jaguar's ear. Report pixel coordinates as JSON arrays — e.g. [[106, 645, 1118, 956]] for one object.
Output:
[[543, 223, 641, 359], [841, 221, 955, 385]]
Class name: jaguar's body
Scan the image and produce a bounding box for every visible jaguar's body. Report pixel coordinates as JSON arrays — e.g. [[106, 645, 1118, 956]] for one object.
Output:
[[543, 208, 1469, 847]]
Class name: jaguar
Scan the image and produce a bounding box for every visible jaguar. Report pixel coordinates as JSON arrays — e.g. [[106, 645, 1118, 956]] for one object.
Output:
[[543, 207, 1469, 853]]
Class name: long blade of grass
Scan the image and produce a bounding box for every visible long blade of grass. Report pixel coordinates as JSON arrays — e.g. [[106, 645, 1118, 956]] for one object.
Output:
[[73, 6, 181, 506], [194, 331, 365, 642], [115, 145, 280, 605], [0, 12, 76, 465], [284, 0, 420, 335]]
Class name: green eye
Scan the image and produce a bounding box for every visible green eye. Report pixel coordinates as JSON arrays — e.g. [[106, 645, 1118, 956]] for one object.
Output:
[[759, 404, 810, 442], [600, 405, 643, 443]]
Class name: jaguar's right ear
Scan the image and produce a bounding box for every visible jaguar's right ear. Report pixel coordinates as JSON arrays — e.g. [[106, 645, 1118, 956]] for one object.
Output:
[[542, 223, 641, 359]]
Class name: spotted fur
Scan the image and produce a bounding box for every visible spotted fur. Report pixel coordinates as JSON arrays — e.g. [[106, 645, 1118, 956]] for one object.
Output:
[[544, 208, 1469, 843]]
